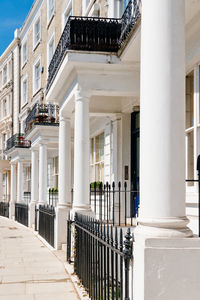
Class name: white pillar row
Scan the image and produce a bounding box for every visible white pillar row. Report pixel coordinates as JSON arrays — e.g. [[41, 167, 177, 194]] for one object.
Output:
[[29, 149, 39, 228], [138, 0, 192, 237], [58, 114, 71, 207], [10, 163, 17, 218], [73, 89, 91, 212], [17, 160, 24, 203], [193, 66, 199, 182], [39, 143, 47, 205]]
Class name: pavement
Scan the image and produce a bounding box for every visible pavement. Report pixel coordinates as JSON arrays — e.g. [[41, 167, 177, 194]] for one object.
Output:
[[0, 216, 80, 300]]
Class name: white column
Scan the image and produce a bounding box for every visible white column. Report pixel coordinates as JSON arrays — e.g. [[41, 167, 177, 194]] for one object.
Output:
[[138, 0, 192, 236], [29, 149, 39, 228], [55, 114, 72, 249], [73, 90, 90, 212], [58, 114, 71, 207], [0, 173, 3, 201], [10, 163, 16, 218], [17, 160, 23, 203], [193, 67, 199, 181], [31, 150, 39, 203], [39, 143, 47, 204]]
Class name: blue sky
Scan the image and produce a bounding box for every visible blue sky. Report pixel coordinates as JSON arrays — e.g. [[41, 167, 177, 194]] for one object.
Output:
[[0, 0, 34, 56]]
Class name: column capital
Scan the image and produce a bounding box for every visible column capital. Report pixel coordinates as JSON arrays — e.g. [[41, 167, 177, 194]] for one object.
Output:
[[59, 110, 71, 122], [74, 87, 90, 103]]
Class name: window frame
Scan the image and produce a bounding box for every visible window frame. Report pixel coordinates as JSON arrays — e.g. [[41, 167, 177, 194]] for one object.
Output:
[[47, 0, 55, 25], [21, 74, 28, 108], [33, 15, 41, 50], [33, 57, 41, 95]]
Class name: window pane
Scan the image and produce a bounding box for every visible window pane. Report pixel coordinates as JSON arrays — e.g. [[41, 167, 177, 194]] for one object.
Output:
[[186, 71, 194, 128], [187, 131, 194, 186]]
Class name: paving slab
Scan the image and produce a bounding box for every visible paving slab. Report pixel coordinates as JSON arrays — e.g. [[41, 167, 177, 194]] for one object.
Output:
[[0, 217, 80, 300]]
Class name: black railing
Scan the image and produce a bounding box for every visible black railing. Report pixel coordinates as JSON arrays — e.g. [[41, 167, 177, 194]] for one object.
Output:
[[6, 134, 31, 151], [0, 202, 9, 218], [47, 0, 141, 90], [15, 203, 28, 227], [35, 205, 39, 231], [90, 181, 139, 226], [38, 205, 55, 247], [67, 219, 73, 263], [49, 189, 58, 206], [73, 213, 133, 300], [185, 154, 200, 237], [118, 0, 141, 48], [25, 103, 59, 134]]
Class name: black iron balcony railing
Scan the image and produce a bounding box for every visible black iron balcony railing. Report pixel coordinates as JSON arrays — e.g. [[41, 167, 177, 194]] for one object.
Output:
[[6, 134, 31, 152], [25, 103, 59, 134], [119, 0, 141, 48], [47, 0, 141, 91]]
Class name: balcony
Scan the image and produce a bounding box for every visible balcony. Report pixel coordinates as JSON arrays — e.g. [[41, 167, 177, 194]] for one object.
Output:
[[47, 0, 141, 91], [25, 103, 59, 134], [5, 134, 31, 152]]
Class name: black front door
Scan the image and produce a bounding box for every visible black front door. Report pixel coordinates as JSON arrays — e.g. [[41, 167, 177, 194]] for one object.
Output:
[[131, 111, 140, 217]]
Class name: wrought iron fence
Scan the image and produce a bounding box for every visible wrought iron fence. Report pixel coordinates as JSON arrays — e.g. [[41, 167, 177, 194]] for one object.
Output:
[[15, 203, 28, 227], [48, 189, 58, 206], [0, 202, 9, 218], [73, 213, 133, 300], [6, 134, 31, 151], [185, 154, 200, 237], [38, 205, 55, 247], [90, 181, 139, 226], [47, 0, 141, 91], [35, 205, 39, 231], [25, 103, 59, 134]]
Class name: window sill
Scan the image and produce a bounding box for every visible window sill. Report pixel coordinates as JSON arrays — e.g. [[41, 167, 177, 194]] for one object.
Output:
[[21, 101, 28, 110], [21, 61, 27, 70], [32, 87, 42, 99], [47, 13, 55, 29], [33, 40, 41, 52]]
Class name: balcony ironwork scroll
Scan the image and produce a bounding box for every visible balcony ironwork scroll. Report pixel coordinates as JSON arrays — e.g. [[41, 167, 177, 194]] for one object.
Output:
[[118, 0, 141, 48], [25, 103, 59, 134]]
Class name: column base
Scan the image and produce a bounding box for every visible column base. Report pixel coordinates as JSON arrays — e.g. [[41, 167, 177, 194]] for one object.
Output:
[[133, 236, 200, 300], [136, 216, 193, 238], [55, 205, 71, 250], [29, 202, 36, 229], [9, 202, 15, 220], [70, 205, 95, 220]]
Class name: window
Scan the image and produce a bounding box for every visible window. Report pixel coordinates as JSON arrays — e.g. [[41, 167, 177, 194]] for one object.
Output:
[[3, 65, 7, 85], [3, 134, 6, 150], [90, 133, 104, 182], [3, 99, 7, 117], [63, 5, 72, 29], [21, 76, 28, 106], [53, 157, 58, 188], [186, 71, 194, 129], [48, 36, 55, 66], [22, 42, 27, 65], [33, 59, 41, 93], [34, 17, 41, 47], [48, 0, 55, 22]]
